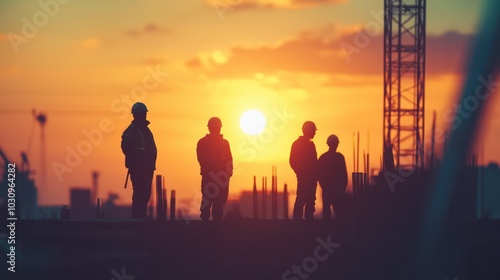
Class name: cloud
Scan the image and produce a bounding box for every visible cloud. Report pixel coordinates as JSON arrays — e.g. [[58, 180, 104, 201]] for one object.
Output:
[[186, 58, 203, 69], [186, 27, 474, 78], [426, 31, 474, 74], [206, 0, 347, 10], [127, 23, 171, 36]]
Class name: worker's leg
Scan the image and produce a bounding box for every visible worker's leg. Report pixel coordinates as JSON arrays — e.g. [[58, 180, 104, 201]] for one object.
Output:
[[292, 195, 306, 220], [332, 191, 347, 224], [304, 182, 317, 220], [322, 187, 334, 220], [200, 197, 212, 221], [293, 177, 310, 220], [131, 169, 153, 219], [200, 177, 216, 221], [212, 184, 229, 221]]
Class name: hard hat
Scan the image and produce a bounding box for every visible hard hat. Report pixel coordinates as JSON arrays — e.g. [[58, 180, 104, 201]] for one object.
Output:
[[302, 121, 317, 131], [131, 102, 148, 114], [327, 134, 340, 146], [207, 117, 222, 128]]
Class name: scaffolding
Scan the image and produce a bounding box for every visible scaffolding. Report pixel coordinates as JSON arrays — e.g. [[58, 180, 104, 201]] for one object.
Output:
[[383, 0, 426, 171]]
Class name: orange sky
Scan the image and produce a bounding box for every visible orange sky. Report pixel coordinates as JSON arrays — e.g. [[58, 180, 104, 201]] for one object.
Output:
[[0, 0, 498, 216]]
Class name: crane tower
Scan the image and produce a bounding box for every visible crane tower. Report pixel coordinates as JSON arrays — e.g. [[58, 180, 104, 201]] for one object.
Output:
[[383, 0, 426, 171]]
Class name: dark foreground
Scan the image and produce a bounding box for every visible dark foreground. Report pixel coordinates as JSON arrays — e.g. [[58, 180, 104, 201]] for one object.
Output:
[[1, 217, 499, 280], [2, 175, 500, 280]]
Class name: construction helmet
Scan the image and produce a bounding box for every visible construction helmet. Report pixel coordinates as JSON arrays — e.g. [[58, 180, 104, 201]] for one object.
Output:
[[302, 121, 317, 131], [131, 102, 148, 114], [327, 134, 340, 146], [207, 117, 222, 128]]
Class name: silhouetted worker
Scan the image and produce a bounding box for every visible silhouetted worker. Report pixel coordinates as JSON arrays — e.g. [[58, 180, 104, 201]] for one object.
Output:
[[197, 117, 233, 221], [121, 102, 157, 219], [290, 121, 318, 220], [318, 135, 348, 221]]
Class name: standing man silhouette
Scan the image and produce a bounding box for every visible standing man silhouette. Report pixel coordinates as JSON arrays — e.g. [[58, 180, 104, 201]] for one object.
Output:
[[121, 102, 157, 219], [197, 117, 233, 221], [318, 135, 348, 221], [290, 121, 318, 220]]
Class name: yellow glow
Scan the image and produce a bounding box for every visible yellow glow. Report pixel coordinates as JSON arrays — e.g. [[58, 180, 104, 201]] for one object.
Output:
[[211, 51, 228, 64], [240, 109, 267, 135]]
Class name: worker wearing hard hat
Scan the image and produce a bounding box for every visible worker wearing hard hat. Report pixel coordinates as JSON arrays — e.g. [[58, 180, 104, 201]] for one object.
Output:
[[196, 117, 233, 221], [121, 102, 157, 219], [290, 121, 318, 220], [318, 134, 348, 221]]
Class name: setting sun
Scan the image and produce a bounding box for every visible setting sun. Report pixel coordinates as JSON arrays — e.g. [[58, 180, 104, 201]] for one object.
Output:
[[240, 109, 267, 135]]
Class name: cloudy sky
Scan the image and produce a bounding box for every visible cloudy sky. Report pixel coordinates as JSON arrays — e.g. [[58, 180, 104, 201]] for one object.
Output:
[[0, 0, 498, 212]]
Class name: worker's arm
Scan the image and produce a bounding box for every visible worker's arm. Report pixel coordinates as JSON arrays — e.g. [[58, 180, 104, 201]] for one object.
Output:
[[121, 131, 135, 156], [339, 154, 348, 190], [225, 140, 233, 176], [196, 139, 209, 175], [289, 141, 301, 174], [317, 155, 326, 188]]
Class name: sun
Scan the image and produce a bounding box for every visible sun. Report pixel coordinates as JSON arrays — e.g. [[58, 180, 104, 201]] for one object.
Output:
[[240, 110, 266, 135]]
